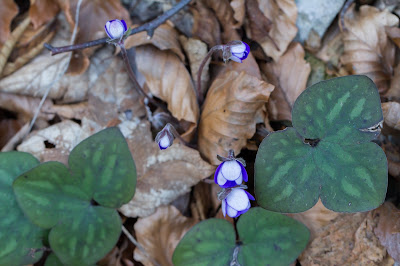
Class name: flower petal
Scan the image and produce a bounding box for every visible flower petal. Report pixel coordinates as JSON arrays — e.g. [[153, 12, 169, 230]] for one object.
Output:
[[214, 163, 223, 184], [159, 134, 171, 149], [238, 160, 248, 182], [235, 173, 243, 185], [216, 171, 227, 186], [245, 190, 255, 201], [219, 180, 238, 188], [230, 43, 246, 54], [226, 205, 238, 218], [226, 188, 249, 211], [221, 199, 227, 217], [221, 161, 241, 181], [121, 19, 127, 32], [229, 56, 242, 63]]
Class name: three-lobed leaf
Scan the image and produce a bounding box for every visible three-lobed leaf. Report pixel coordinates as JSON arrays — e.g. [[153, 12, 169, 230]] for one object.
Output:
[[0, 152, 45, 265], [255, 75, 387, 213], [13, 127, 136, 265], [173, 207, 309, 266]]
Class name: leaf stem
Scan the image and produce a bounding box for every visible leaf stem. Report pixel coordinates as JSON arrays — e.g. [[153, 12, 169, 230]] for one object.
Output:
[[44, 0, 193, 56]]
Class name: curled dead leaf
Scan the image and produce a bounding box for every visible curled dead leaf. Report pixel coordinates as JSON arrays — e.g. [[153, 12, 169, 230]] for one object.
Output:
[[0, 0, 18, 44], [191, 1, 221, 47], [198, 70, 274, 165], [382, 102, 400, 130], [135, 45, 199, 137], [134, 205, 198, 266], [119, 119, 215, 217], [340, 5, 399, 94], [29, 0, 62, 29], [261, 42, 311, 121], [385, 64, 400, 100], [230, 0, 245, 27], [246, 0, 297, 62], [201, 0, 236, 30]]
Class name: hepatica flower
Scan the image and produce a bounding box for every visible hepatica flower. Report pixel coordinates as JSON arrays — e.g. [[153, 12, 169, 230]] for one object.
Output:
[[215, 159, 248, 188], [155, 124, 174, 150], [105, 19, 127, 40], [221, 188, 255, 218], [223, 41, 250, 63]]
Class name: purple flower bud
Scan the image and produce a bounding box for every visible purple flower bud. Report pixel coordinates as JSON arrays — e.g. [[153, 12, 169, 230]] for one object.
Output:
[[221, 188, 255, 218], [105, 19, 127, 39], [223, 41, 250, 63], [214, 159, 248, 188], [155, 124, 174, 150]]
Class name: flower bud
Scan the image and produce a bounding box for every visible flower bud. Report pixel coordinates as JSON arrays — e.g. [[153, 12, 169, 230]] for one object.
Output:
[[223, 41, 250, 63], [155, 124, 174, 150], [221, 188, 255, 218], [105, 19, 127, 39], [214, 159, 248, 188]]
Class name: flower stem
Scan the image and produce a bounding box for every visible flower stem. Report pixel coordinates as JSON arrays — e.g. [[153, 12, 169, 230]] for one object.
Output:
[[44, 0, 192, 56], [196, 45, 223, 104], [118, 43, 169, 114]]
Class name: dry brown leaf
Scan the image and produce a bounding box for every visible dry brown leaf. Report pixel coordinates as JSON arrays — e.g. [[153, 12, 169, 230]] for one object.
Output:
[[299, 211, 395, 265], [0, 0, 18, 45], [201, 0, 236, 29], [49, 102, 89, 120], [316, 23, 344, 68], [179, 36, 210, 93], [198, 70, 274, 165], [288, 199, 339, 241], [125, 23, 185, 61], [119, 119, 216, 217], [0, 119, 24, 149], [382, 102, 400, 130], [385, 64, 400, 100], [191, 1, 221, 47], [381, 138, 400, 179], [386, 26, 400, 49], [261, 42, 311, 121], [374, 202, 400, 262], [135, 45, 199, 137], [340, 5, 399, 94], [246, 0, 297, 62], [230, 0, 245, 27], [134, 205, 198, 266], [29, 0, 62, 29]]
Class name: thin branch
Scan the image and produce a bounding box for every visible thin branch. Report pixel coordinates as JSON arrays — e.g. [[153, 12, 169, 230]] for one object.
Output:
[[44, 0, 192, 56], [121, 225, 160, 266]]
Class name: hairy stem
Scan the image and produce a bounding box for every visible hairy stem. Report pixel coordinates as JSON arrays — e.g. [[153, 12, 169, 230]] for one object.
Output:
[[44, 0, 192, 56]]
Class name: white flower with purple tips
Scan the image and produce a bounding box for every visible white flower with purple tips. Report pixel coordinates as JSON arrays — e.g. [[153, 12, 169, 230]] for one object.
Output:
[[214, 159, 248, 188], [155, 124, 174, 150], [105, 19, 127, 39], [221, 188, 255, 218], [223, 41, 250, 63]]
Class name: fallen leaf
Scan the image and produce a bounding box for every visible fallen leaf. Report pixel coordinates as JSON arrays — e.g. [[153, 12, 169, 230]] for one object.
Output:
[[98, 239, 133, 266], [374, 202, 400, 262], [29, 0, 62, 29], [198, 70, 274, 165], [135, 45, 199, 137], [191, 1, 221, 47], [134, 205, 198, 266], [246, 0, 297, 62], [0, 119, 24, 149], [315, 23, 344, 68], [119, 119, 215, 217], [381, 137, 400, 179], [299, 211, 395, 265], [179, 36, 210, 94], [386, 26, 400, 49], [340, 4, 398, 94], [261, 42, 311, 121], [230, 0, 245, 27], [385, 64, 400, 100], [382, 102, 400, 130], [0, 0, 18, 45], [125, 23, 185, 61], [201, 0, 236, 30]]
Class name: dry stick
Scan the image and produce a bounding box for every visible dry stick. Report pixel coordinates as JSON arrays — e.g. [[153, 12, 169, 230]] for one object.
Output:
[[44, 0, 192, 56], [121, 225, 160, 266], [29, 0, 83, 133]]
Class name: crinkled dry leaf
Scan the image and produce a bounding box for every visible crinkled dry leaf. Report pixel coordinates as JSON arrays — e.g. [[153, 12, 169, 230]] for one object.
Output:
[[0, 0, 18, 44], [288, 199, 339, 241], [299, 211, 395, 265], [261, 42, 310, 121], [29, 0, 62, 29], [201, 0, 236, 29], [191, 1, 221, 47], [382, 102, 400, 130], [230, 0, 245, 27], [341, 5, 398, 94], [134, 205, 198, 266], [0, 119, 24, 149], [386, 26, 400, 49], [98, 239, 133, 266], [135, 45, 199, 136], [179, 36, 210, 93], [125, 23, 185, 61], [385, 64, 400, 99], [381, 138, 400, 179], [198, 70, 274, 165], [247, 0, 297, 62], [374, 202, 400, 262], [119, 119, 215, 217]]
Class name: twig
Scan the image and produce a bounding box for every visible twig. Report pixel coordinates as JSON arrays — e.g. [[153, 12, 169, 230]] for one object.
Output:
[[29, 0, 83, 133], [44, 0, 192, 56], [121, 225, 160, 266]]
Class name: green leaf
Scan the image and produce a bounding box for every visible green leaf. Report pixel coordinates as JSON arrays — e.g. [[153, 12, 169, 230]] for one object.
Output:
[[255, 75, 387, 212], [173, 208, 309, 266], [0, 152, 45, 265], [13, 127, 136, 265]]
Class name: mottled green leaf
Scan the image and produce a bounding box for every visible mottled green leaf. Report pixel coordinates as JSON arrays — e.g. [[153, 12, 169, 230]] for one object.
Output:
[[173, 208, 309, 266], [0, 152, 45, 265], [13, 127, 136, 265], [255, 75, 387, 212]]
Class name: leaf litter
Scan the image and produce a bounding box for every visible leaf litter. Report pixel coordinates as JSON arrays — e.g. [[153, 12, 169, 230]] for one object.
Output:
[[0, 0, 400, 265]]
